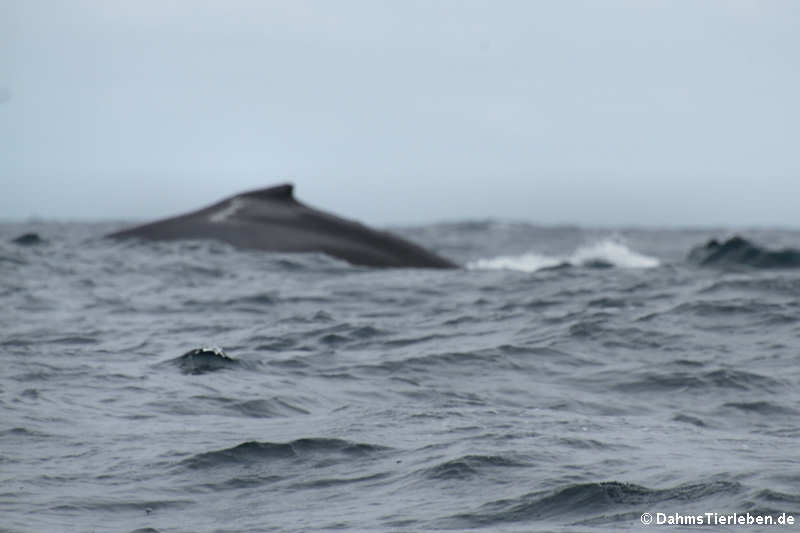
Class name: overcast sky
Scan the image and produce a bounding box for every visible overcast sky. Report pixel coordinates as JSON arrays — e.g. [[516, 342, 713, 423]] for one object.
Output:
[[2, 1, 799, 226]]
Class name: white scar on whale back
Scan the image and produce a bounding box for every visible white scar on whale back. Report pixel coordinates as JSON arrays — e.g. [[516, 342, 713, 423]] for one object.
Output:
[[209, 198, 245, 223]]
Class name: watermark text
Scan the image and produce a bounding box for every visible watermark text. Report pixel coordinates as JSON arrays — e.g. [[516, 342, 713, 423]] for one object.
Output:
[[640, 512, 795, 526]]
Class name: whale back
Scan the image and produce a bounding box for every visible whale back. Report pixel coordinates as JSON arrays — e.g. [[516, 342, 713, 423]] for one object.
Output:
[[107, 184, 456, 269]]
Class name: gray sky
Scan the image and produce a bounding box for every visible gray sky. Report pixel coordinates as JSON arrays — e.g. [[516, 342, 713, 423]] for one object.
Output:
[[2, 0, 799, 226]]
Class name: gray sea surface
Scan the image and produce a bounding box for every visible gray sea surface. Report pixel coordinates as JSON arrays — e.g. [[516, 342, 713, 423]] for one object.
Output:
[[2, 221, 800, 533]]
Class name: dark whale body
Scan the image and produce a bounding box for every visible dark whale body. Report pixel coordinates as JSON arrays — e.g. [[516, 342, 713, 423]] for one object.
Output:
[[11, 233, 45, 246], [687, 236, 800, 269], [107, 184, 457, 268]]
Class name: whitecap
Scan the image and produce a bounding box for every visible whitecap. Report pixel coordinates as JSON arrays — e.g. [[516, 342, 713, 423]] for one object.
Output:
[[468, 239, 660, 272]]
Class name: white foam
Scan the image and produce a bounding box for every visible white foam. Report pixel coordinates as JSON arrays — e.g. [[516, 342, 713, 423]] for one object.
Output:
[[570, 240, 660, 269], [468, 253, 563, 273], [468, 239, 660, 273]]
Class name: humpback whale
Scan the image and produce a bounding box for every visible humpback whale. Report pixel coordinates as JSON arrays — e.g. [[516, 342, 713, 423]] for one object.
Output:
[[107, 184, 457, 268], [687, 236, 800, 269], [11, 233, 45, 246]]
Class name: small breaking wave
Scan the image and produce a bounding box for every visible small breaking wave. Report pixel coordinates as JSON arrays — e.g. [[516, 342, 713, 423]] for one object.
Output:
[[468, 239, 659, 272], [167, 347, 240, 375]]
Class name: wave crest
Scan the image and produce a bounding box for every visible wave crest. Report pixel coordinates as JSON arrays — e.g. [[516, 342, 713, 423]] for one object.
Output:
[[468, 239, 660, 272]]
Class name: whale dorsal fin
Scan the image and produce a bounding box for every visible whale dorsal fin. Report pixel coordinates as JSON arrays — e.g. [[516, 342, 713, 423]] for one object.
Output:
[[239, 183, 295, 202]]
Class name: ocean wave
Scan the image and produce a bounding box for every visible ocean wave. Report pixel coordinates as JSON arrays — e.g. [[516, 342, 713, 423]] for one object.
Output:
[[422, 454, 531, 481], [700, 276, 800, 296], [287, 472, 391, 490], [609, 368, 784, 394], [720, 401, 799, 416], [443, 480, 743, 527], [688, 236, 800, 269], [468, 239, 660, 272], [149, 395, 312, 418], [661, 300, 798, 329], [354, 349, 513, 378], [182, 438, 391, 469], [165, 347, 240, 375], [50, 499, 194, 513]]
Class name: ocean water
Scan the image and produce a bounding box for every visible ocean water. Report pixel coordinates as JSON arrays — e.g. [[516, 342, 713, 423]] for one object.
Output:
[[2, 221, 800, 533]]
